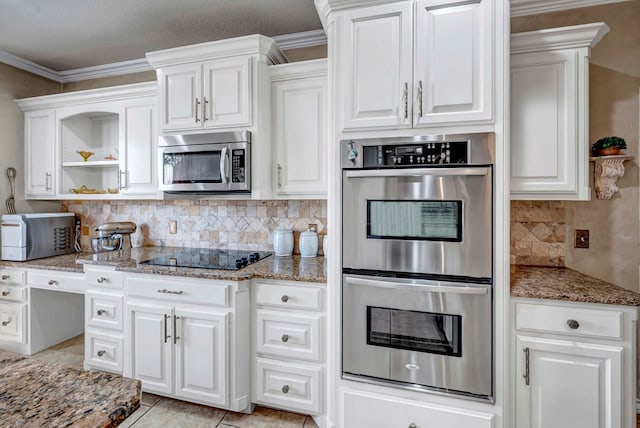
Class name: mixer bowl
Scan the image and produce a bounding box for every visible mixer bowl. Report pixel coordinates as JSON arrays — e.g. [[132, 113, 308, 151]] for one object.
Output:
[[91, 236, 122, 253]]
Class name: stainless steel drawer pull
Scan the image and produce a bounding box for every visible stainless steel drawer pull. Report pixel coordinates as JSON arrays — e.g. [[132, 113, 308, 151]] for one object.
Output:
[[281, 295, 289, 303], [1, 275, 9, 280], [48, 280, 58, 286], [174, 315, 180, 345], [97, 350, 106, 357], [164, 314, 170, 343], [567, 319, 580, 330], [1, 318, 11, 326], [157, 289, 184, 295], [281, 385, 290, 394], [281, 334, 289, 343], [97, 309, 107, 316], [1, 291, 9, 297], [409, 424, 417, 428], [523, 347, 530, 386], [97, 277, 107, 284]]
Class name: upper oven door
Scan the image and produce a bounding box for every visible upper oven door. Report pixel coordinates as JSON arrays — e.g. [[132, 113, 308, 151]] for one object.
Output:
[[342, 166, 492, 279]]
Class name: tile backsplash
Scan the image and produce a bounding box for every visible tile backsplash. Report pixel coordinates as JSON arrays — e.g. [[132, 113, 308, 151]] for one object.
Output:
[[511, 201, 567, 267], [63, 200, 327, 253]]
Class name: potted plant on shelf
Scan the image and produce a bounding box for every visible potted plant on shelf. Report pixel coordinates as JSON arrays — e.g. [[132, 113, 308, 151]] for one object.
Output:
[[591, 136, 627, 156]]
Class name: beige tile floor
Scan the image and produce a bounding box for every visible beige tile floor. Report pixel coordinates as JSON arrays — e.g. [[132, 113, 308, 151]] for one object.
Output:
[[30, 335, 319, 428]]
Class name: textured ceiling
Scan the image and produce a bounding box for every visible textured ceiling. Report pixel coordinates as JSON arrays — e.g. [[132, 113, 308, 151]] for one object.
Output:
[[0, 0, 323, 71]]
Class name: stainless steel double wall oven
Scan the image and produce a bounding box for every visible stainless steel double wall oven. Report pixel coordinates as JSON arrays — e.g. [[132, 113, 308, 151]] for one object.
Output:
[[341, 133, 494, 402]]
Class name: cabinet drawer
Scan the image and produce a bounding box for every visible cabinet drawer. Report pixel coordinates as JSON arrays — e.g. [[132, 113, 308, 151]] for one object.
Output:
[[0, 269, 26, 285], [0, 285, 27, 302], [85, 330, 123, 373], [255, 358, 322, 414], [0, 301, 27, 344], [254, 282, 321, 311], [86, 292, 124, 331], [516, 302, 623, 340], [85, 268, 123, 289], [256, 310, 322, 362], [127, 275, 229, 306], [29, 271, 85, 293]]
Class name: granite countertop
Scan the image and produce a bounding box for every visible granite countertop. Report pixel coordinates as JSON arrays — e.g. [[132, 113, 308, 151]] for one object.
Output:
[[511, 265, 640, 306], [0, 350, 140, 427], [0, 247, 327, 283]]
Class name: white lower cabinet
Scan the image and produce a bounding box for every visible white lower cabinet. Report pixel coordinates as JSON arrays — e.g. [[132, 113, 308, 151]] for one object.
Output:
[[0, 301, 26, 343], [513, 299, 637, 428], [342, 390, 494, 428], [252, 280, 325, 415]]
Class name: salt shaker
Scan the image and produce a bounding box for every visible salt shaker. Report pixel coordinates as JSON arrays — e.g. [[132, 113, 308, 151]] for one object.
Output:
[[273, 228, 293, 256], [299, 229, 318, 257]]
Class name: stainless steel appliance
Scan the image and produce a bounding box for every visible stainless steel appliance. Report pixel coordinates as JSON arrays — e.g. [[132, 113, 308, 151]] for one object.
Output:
[[1, 213, 76, 261], [140, 248, 272, 270], [91, 222, 137, 253], [159, 130, 250, 194], [341, 133, 494, 402]]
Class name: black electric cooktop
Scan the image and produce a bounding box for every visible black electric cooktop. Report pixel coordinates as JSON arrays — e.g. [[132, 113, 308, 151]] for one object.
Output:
[[141, 248, 272, 270]]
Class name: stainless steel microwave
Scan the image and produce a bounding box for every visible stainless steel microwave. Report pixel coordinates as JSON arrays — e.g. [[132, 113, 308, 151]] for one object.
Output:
[[159, 130, 250, 194]]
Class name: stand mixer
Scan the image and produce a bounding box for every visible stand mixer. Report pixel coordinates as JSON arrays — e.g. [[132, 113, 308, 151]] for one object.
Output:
[[91, 222, 137, 253]]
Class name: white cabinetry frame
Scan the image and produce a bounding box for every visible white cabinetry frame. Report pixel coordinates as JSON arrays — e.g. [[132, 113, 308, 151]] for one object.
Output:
[[24, 110, 55, 197], [510, 23, 610, 200], [337, 0, 493, 132]]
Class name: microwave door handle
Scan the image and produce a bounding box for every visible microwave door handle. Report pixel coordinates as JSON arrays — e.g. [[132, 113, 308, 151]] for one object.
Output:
[[220, 147, 229, 184], [344, 167, 490, 178], [343, 275, 489, 295]]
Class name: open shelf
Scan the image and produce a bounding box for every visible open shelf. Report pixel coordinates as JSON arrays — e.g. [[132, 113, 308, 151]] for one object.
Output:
[[62, 160, 120, 168]]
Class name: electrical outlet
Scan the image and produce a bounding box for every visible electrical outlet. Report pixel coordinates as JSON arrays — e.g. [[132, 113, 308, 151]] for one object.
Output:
[[169, 220, 177, 235], [308, 223, 318, 233], [575, 229, 589, 249]]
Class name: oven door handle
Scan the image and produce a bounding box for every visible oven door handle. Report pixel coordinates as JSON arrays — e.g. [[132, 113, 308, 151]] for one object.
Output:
[[344, 275, 489, 295], [220, 147, 229, 184], [344, 167, 490, 178]]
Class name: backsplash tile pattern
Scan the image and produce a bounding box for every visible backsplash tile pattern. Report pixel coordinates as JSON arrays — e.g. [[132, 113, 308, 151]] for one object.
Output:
[[63, 200, 327, 253], [510, 201, 567, 267]]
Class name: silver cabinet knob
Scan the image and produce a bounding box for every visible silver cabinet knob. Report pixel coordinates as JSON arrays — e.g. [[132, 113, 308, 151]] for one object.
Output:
[[1, 291, 9, 297], [281, 334, 289, 343], [409, 424, 417, 428], [281, 385, 290, 394], [281, 295, 289, 303], [97, 309, 106, 316], [567, 319, 580, 329], [48, 280, 58, 286], [1, 318, 11, 326], [1, 275, 9, 280], [97, 277, 107, 284], [97, 350, 106, 357]]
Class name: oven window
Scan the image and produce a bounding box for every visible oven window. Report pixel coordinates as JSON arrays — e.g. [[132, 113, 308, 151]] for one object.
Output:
[[163, 151, 222, 184], [367, 306, 462, 357], [367, 200, 462, 242]]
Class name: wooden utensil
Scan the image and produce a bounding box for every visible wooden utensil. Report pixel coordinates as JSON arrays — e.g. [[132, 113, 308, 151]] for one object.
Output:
[[6, 167, 16, 214]]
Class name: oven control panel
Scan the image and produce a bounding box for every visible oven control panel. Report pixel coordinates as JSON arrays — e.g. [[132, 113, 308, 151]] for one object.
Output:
[[362, 142, 468, 167], [231, 149, 246, 183]]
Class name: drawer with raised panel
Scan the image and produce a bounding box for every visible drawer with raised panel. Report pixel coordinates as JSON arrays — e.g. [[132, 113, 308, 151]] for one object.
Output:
[[85, 268, 123, 289], [0, 269, 26, 285], [255, 358, 322, 414], [0, 285, 27, 302], [0, 301, 27, 344], [29, 271, 85, 293], [85, 329, 123, 373], [127, 274, 229, 306], [256, 310, 322, 362], [254, 282, 322, 311], [86, 291, 124, 331], [515, 302, 623, 340]]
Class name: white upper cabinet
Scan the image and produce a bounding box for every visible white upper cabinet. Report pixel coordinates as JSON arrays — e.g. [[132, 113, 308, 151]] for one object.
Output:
[[337, 0, 493, 132], [510, 23, 609, 200], [270, 60, 328, 198], [24, 110, 55, 197], [158, 63, 202, 131]]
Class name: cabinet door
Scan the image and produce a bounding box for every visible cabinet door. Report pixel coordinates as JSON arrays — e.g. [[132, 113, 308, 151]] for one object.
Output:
[[120, 96, 160, 197], [158, 63, 202, 131], [174, 307, 228, 407], [24, 110, 55, 197], [0, 301, 27, 343], [128, 302, 173, 395], [202, 58, 252, 129], [272, 76, 327, 197], [510, 50, 585, 199], [414, 0, 493, 126], [516, 335, 623, 428], [339, 2, 413, 131]]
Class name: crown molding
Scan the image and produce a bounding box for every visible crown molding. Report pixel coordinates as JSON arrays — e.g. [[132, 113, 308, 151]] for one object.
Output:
[[1, 30, 327, 84], [511, 22, 610, 54], [511, 0, 632, 17], [270, 58, 327, 81]]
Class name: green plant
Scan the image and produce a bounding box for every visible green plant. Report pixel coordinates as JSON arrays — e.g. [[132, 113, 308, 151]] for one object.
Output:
[[592, 136, 627, 155]]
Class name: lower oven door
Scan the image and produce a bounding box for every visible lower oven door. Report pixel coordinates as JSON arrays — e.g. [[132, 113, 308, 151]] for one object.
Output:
[[342, 274, 493, 401]]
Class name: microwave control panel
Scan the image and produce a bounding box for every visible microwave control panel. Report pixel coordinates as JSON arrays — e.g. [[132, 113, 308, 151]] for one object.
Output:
[[231, 149, 246, 183], [362, 141, 468, 167]]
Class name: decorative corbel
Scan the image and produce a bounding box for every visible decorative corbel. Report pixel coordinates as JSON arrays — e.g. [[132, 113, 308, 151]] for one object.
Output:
[[590, 155, 633, 200]]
